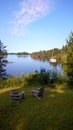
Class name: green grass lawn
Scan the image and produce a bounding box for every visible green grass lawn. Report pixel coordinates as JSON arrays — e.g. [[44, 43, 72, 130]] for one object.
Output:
[[0, 86, 73, 130]]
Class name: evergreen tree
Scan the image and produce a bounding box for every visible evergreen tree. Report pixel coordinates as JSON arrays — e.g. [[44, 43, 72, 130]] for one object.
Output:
[[0, 40, 8, 80], [64, 32, 73, 85]]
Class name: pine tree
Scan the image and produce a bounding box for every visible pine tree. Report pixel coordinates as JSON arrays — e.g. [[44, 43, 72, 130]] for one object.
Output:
[[0, 40, 8, 80]]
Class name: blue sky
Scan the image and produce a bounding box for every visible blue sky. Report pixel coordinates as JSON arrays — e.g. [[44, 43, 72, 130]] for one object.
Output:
[[0, 0, 73, 53]]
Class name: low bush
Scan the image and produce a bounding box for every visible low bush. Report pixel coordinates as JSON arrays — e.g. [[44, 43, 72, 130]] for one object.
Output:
[[0, 68, 70, 89]]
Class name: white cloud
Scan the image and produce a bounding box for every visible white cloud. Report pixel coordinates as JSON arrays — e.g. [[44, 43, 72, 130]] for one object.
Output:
[[10, 0, 54, 35]]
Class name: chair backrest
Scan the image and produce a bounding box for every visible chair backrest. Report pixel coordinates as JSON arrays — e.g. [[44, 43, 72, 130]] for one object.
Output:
[[10, 90, 18, 95], [38, 87, 44, 97]]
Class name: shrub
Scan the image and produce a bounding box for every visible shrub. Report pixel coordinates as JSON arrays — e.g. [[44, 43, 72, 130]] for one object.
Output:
[[25, 68, 58, 86]]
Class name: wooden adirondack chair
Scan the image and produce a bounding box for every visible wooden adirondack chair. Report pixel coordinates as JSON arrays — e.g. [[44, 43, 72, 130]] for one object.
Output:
[[10, 90, 24, 102], [31, 87, 44, 99]]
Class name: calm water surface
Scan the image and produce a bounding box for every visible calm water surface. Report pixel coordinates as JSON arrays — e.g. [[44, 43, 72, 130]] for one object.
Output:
[[6, 55, 62, 76]]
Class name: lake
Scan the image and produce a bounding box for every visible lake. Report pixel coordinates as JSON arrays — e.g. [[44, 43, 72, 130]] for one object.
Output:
[[6, 54, 63, 76]]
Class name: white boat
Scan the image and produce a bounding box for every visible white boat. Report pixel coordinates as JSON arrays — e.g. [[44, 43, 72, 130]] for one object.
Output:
[[50, 49, 56, 63], [50, 58, 56, 63]]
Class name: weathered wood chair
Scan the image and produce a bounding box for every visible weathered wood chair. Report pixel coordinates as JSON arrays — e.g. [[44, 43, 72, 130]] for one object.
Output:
[[31, 87, 44, 99], [10, 90, 24, 102]]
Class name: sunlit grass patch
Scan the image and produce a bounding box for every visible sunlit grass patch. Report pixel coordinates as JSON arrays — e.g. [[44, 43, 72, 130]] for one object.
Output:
[[0, 87, 21, 94]]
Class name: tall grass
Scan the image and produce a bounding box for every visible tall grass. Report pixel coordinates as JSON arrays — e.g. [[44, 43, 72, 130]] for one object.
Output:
[[0, 68, 64, 89]]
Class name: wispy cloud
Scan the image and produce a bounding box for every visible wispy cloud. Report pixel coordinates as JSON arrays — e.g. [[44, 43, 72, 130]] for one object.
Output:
[[10, 0, 54, 35]]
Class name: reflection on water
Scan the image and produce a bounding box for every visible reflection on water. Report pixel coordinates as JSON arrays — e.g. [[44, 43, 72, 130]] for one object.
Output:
[[6, 55, 63, 76]]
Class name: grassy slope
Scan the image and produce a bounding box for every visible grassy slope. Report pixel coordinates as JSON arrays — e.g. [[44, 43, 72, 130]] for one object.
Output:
[[0, 86, 73, 130]]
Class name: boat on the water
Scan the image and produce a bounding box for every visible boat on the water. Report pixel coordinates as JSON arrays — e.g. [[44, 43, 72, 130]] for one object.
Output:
[[49, 49, 56, 63], [49, 57, 56, 63]]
